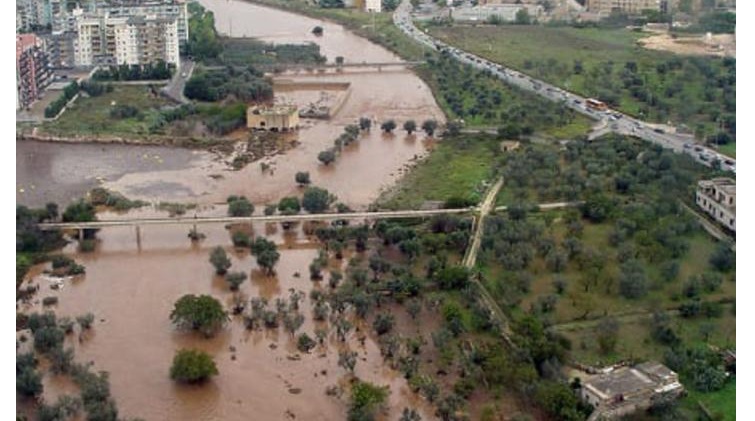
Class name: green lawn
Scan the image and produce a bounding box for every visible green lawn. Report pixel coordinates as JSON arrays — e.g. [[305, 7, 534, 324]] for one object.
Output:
[[376, 134, 499, 209], [718, 142, 736, 158], [685, 379, 736, 421], [42, 86, 171, 138]]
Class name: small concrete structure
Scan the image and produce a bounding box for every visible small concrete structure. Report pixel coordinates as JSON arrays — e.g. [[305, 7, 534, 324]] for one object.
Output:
[[580, 362, 684, 420], [696, 177, 735, 231], [246, 105, 300, 131], [365, 0, 382, 12], [500, 140, 520, 152]]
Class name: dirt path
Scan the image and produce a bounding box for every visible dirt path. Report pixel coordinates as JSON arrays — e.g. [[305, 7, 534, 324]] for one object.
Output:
[[462, 178, 515, 344]]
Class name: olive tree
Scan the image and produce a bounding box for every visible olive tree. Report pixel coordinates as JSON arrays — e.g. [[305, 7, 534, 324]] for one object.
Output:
[[209, 247, 232, 275], [380, 119, 397, 133], [170, 349, 218, 383], [170, 294, 228, 337]]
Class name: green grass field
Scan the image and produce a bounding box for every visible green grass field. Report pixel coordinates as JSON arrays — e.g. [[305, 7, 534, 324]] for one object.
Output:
[[376, 134, 499, 209], [42, 86, 171, 138], [684, 379, 736, 421]]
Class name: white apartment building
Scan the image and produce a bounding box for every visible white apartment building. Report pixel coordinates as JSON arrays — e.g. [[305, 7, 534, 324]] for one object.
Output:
[[16, 0, 53, 32], [74, 14, 179, 68], [93, 0, 188, 46], [586, 0, 663, 15], [696, 178, 735, 232]]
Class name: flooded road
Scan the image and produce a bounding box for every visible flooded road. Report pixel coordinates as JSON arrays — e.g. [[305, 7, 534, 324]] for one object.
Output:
[[17, 0, 444, 210]]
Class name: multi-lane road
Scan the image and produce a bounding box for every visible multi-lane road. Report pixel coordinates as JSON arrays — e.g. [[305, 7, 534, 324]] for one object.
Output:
[[393, 0, 735, 173]]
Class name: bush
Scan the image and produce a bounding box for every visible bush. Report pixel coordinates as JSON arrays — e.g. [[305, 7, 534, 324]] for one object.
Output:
[[170, 294, 228, 337], [295, 171, 311, 186], [296, 333, 317, 353], [109, 104, 140, 119], [62, 200, 96, 223], [348, 380, 389, 421], [33, 326, 65, 354], [44, 81, 79, 118], [209, 246, 232, 275], [170, 349, 218, 383], [381, 120, 397, 133], [435, 266, 470, 290], [278, 197, 301, 214], [709, 244, 734, 272], [77, 313, 95, 330], [225, 271, 247, 291], [302, 187, 333, 213], [17, 366, 43, 397], [372, 313, 395, 335], [422, 119, 438, 136], [318, 149, 336, 165], [227, 196, 254, 217], [231, 231, 251, 248]]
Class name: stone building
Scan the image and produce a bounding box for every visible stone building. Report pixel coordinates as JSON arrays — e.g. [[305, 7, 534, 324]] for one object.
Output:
[[247, 105, 300, 131], [581, 362, 684, 420], [696, 177, 735, 231]]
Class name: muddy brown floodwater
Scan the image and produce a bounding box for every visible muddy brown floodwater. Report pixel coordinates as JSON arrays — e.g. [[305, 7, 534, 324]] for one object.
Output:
[[19, 219, 435, 420], [18, 2, 446, 418], [17, 0, 444, 210]]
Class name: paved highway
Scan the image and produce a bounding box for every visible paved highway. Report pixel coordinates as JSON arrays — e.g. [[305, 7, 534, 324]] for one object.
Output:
[[393, 0, 735, 173]]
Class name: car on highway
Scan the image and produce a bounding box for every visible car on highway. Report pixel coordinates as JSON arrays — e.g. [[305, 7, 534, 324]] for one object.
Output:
[[694, 146, 703, 152], [653, 128, 665, 134], [683, 143, 692, 149]]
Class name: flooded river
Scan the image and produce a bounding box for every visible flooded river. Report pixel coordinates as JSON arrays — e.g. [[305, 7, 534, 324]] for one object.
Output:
[[18, 0, 445, 419], [17, 0, 444, 210], [20, 220, 434, 420]]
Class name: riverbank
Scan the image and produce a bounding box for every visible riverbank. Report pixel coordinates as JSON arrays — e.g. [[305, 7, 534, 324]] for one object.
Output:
[[17, 130, 230, 150], [242, 0, 427, 61]]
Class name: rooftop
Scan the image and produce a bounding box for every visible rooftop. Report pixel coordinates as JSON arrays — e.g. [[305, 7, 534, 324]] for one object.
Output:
[[699, 177, 735, 196], [248, 105, 298, 116], [584, 367, 655, 400]]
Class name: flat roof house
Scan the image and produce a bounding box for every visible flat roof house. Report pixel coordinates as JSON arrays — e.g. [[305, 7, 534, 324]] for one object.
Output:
[[696, 177, 735, 232]]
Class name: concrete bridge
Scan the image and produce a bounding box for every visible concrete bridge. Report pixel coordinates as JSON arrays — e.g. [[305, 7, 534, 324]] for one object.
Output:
[[37, 207, 475, 231], [203, 61, 425, 72]]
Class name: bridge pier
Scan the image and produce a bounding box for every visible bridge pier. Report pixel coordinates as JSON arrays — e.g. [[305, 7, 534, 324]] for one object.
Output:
[[78, 229, 84, 242], [135, 225, 142, 250]]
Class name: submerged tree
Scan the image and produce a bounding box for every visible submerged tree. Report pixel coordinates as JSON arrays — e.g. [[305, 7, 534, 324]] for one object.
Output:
[[170, 349, 218, 383], [170, 294, 228, 337], [251, 237, 280, 275], [380, 119, 397, 133], [209, 247, 232, 275]]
